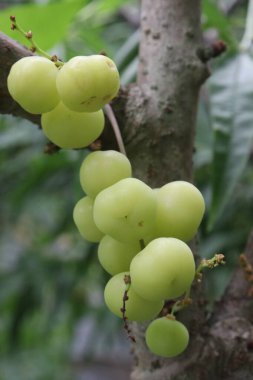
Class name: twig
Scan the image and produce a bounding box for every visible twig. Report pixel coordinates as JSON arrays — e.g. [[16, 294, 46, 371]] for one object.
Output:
[[104, 103, 127, 156]]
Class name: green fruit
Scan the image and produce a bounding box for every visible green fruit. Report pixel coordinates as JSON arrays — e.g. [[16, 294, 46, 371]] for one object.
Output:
[[145, 317, 189, 357], [41, 102, 104, 149], [7, 56, 60, 114], [80, 150, 132, 198], [93, 178, 156, 243], [153, 181, 205, 241], [56, 55, 120, 112], [130, 238, 195, 301], [104, 272, 164, 321], [98, 235, 140, 275], [73, 196, 104, 242]]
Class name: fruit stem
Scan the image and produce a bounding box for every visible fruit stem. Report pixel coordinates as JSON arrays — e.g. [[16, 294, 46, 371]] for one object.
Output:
[[121, 275, 136, 343], [170, 289, 192, 316], [170, 254, 225, 316], [104, 104, 127, 156], [10, 15, 64, 67], [195, 253, 225, 278]]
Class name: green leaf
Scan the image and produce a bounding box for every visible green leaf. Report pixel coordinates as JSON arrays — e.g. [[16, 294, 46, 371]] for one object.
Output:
[[208, 53, 253, 228], [203, 0, 237, 52], [0, 0, 84, 50], [114, 29, 139, 70], [66, 0, 130, 57]]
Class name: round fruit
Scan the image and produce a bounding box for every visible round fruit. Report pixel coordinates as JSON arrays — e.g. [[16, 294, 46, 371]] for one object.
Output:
[[93, 178, 156, 243], [7, 56, 60, 114], [153, 181, 205, 242], [79, 150, 132, 198], [104, 272, 164, 321], [145, 317, 189, 357], [130, 238, 195, 301], [73, 196, 104, 242], [41, 102, 104, 149], [98, 235, 140, 275], [56, 55, 120, 112]]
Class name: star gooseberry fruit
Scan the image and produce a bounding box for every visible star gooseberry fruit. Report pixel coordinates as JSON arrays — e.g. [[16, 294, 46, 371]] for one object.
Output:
[[145, 317, 189, 357], [152, 181, 205, 242], [93, 178, 156, 243], [79, 150, 132, 198], [7, 56, 60, 114], [41, 102, 104, 149], [130, 237, 195, 301], [104, 272, 164, 322], [73, 196, 104, 243], [56, 55, 120, 112], [98, 235, 140, 275]]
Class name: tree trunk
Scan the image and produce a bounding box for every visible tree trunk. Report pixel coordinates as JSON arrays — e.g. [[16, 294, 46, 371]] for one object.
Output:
[[1, 1, 253, 379], [122, 0, 253, 379]]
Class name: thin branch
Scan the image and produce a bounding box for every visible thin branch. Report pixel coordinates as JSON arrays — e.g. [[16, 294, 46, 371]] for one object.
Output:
[[104, 104, 127, 156]]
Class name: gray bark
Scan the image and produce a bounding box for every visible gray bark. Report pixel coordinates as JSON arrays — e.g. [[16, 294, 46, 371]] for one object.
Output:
[[122, 0, 253, 379]]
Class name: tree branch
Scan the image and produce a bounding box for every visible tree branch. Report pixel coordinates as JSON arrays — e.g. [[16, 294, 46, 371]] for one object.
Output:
[[124, 0, 209, 187], [123, 1, 253, 379]]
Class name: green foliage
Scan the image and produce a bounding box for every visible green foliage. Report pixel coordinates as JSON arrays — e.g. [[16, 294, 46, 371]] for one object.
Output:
[[0, 0, 84, 50], [208, 53, 253, 228], [202, 0, 238, 52]]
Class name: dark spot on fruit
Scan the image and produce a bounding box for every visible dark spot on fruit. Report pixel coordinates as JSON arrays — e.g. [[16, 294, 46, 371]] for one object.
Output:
[[138, 221, 144, 227], [80, 96, 96, 105], [103, 94, 111, 101]]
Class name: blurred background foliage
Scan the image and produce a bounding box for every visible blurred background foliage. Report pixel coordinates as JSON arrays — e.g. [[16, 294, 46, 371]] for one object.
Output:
[[0, 0, 253, 378]]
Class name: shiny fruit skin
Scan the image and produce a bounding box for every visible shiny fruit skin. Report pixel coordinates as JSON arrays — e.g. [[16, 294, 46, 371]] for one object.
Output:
[[130, 237, 195, 301], [98, 235, 140, 275], [73, 196, 104, 242], [153, 181, 205, 242], [104, 272, 164, 321], [7, 56, 60, 114], [145, 317, 189, 357], [56, 55, 120, 112], [41, 102, 104, 149], [79, 150, 132, 198], [93, 178, 156, 243]]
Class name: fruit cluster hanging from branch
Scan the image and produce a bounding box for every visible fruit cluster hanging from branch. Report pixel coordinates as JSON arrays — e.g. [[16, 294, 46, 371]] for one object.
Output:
[[6, 16, 225, 359]]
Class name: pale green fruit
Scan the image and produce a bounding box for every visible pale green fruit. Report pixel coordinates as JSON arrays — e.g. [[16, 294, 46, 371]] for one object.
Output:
[[7, 56, 60, 114], [98, 235, 140, 275], [153, 181, 205, 241], [56, 55, 120, 112], [130, 238, 195, 301], [73, 196, 104, 242], [41, 102, 104, 149], [104, 272, 164, 321], [79, 150, 132, 198], [93, 178, 156, 243], [145, 317, 189, 357]]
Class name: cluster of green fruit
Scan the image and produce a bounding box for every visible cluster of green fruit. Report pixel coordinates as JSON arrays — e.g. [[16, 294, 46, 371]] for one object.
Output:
[[7, 49, 205, 358], [73, 150, 205, 358], [7, 54, 120, 148]]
